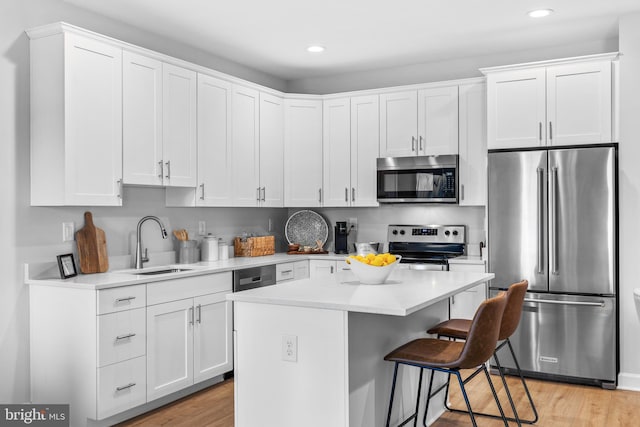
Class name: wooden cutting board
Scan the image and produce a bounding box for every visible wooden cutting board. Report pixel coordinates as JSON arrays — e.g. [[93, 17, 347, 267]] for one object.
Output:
[[76, 211, 109, 273]]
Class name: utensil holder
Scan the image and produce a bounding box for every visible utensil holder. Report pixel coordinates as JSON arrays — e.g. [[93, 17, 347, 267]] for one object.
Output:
[[175, 240, 200, 264]]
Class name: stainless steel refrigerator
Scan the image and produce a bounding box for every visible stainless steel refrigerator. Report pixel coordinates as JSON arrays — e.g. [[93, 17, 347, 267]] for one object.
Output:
[[488, 145, 618, 389]]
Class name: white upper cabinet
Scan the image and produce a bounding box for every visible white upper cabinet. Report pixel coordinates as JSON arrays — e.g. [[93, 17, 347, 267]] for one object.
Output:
[[231, 85, 261, 206], [417, 86, 459, 155], [379, 91, 418, 157], [284, 98, 323, 207], [323, 98, 352, 207], [259, 93, 285, 207], [485, 54, 616, 149], [196, 74, 233, 206], [458, 82, 487, 206], [162, 63, 198, 187], [123, 51, 163, 186], [29, 30, 123, 206], [350, 95, 380, 207]]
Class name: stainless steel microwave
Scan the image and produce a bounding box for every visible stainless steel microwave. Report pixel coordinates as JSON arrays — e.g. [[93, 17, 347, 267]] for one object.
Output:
[[376, 155, 458, 203]]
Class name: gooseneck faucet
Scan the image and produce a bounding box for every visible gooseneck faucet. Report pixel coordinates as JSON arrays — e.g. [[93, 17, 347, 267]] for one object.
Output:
[[135, 216, 168, 269]]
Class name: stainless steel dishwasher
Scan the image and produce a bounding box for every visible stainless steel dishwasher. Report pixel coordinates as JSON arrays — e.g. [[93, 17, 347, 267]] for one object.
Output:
[[233, 265, 277, 292]]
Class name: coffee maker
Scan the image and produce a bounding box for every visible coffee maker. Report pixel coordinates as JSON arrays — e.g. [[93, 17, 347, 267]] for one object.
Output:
[[334, 221, 349, 254]]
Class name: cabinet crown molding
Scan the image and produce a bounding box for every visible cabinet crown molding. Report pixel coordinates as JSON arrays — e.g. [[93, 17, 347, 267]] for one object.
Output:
[[480, 52, 619, 75]]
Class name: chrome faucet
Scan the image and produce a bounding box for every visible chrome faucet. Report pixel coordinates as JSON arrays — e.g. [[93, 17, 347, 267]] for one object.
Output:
[[135, 216, 168, 269]]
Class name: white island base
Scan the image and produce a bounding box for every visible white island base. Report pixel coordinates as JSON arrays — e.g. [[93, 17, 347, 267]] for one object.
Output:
[[230, 269, 494, 427]]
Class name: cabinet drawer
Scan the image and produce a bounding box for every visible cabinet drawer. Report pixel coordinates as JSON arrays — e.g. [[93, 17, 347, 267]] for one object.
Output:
[[97, 356, 146, 420], [147, 272, 232, 306], [276, 262, 295, 282], [97, 285, 146, 314], [294, 260, 309, 280], [97, 308, 146, 367]]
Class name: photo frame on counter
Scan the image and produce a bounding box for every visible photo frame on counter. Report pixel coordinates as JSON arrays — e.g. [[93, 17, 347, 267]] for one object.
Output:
[[57, 253, 78, 279]]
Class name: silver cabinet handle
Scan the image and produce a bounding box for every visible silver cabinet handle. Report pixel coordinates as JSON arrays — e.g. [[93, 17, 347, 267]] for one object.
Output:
[[345, 188, 348, 202], [411, 136, 416, 152], [196, 304, 202, 324], [351, 187, 355, 202], [281, 269, 293, 274], [115, 333, 136, 340], [158, 161, 164, 179], [550, 167, 559, 275], [549, 122, 553, 141], [189, 306, 194, 325], [256, 187, 261, 201], [261, 187, 266, 202], [451, 295, 455, 305], [330, 265, 334, 274], [165, 160, 171, 179], [116, 382, 136, 392], [115, 296, 136, 303], [524, 298, 605, 308], [200, 183, 205, 200], [117, 179, 123, 199], [419, 135, 423, 151], [539, 122, 542, 142], [460, 184, 464, 201], [536, 167, 544, 274], [319, 188, 322, 203]]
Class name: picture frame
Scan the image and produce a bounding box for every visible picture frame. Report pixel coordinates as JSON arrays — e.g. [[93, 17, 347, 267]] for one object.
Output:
[[57, 254, 78, 279]]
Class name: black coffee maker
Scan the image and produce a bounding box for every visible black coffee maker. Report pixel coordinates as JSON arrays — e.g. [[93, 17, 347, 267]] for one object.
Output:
[[334, 221, 349, 254]]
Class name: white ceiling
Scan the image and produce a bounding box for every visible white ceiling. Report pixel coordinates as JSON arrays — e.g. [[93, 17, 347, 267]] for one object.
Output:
[[64, 0, 640, 80]]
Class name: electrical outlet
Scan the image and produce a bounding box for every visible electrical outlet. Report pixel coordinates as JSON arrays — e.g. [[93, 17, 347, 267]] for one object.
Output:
[[198, 221, 206, 235], [282, 334, 298, 362], [348, 217, 358, 233], [62, 222, 75, 242]]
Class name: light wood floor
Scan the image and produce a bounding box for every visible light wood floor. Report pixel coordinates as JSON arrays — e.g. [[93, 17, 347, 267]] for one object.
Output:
[[117, 374, 640, 426]]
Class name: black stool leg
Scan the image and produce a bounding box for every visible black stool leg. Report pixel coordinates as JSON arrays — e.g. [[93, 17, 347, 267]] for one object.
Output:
[[506, 338, 539, 424], [454, 370, 478, 427], [386, 362, 399, 427], [494, 350, 522, 426], [422, 369, 437, 427], [482, 364, 509, 427]]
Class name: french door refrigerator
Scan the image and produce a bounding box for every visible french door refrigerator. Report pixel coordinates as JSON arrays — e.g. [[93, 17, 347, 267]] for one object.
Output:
[[488, 144, 617, 389]]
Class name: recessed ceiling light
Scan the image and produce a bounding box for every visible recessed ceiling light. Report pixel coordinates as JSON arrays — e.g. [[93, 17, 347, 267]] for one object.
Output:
[[307, 45, 325, 53], [528, 9, 554, 18]]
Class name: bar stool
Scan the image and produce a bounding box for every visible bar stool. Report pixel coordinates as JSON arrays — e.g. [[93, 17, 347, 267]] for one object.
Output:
[[384, 291, 509, 427], [427, 279, 538, 425]]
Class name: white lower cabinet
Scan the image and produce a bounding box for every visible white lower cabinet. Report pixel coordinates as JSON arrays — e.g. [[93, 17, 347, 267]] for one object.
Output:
[[97, 356, 147, 419], [276, 260, 310, 282], [309, 260, 337, 279], [448, 263, 487, 319]]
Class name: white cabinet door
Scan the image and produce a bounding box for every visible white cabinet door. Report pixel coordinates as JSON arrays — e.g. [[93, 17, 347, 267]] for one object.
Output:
[[122, 51, 163, 186], [458, 83, 487, 206], [193, 293, 233, 383], [64, 33, 123, 205], [418, 86, 459, 155], [379, 91, 418, 157], [196, 74, 232, 206], [546, 61, 612, 146], [146, 299, 194, 401], [284, 99, 323, 207], [162, 63, 197, 187], [448, 263, 486, 319], [323, 98, 351, 207], [232, 85, 260, 206], [259, 93, 284, 207], [309, 260, 337, 279], [350, 95, 380, 207], [487, 68, 546, 149]]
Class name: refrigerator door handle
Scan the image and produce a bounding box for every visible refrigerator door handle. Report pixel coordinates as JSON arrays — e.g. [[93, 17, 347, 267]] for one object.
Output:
[[523, 298, 605, 308], [550, 167, 559, 275], [537, 167, 544, 274]]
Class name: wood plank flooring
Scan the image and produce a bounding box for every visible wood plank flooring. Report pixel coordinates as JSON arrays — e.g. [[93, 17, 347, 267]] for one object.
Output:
[[117, 374, 640, 426]]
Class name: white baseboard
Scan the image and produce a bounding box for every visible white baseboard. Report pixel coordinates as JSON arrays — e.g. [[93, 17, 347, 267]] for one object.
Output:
[[617, 372, 640, 391]]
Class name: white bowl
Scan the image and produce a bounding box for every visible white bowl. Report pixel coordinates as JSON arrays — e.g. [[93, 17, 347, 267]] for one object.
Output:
[[345, 255, 401, 285]]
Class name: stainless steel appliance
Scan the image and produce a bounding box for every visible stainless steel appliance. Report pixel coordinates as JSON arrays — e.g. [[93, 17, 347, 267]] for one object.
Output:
[[388, 224, 466, 271], [377, 155, 458, 203], [334, 221, 349, 254], [488, 144, 618, 388], [233, 265, 276, 292]]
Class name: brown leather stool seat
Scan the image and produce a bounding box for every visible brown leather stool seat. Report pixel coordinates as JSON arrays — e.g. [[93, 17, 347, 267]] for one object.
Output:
[[384, 291, 509, 427], [427, 279, 537, 425]]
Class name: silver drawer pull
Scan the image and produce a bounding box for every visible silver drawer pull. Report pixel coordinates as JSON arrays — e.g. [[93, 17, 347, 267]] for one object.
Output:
[[116, 382, 136, 392], [115, 333, 136, 340], [281, 270, 293, 274], [115, 296, 136, 303]]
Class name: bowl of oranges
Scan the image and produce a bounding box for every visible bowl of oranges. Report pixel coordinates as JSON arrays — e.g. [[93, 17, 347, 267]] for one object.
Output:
[[345, 253, 401, 285]]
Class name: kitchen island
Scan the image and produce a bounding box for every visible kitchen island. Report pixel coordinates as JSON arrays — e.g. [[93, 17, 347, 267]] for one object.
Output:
[[228, 269, 494, 427]]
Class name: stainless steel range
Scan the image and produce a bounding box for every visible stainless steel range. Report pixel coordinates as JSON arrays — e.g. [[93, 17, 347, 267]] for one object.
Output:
[[387, 225, 466, 271]]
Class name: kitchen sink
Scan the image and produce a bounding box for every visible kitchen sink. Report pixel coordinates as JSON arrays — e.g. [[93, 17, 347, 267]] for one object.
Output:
[[130, 268, 192, 275]]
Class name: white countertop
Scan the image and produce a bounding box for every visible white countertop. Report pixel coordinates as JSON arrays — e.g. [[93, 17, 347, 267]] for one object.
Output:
[[25, 253, 348, 290], [228, 269, 494, 316], [447, 255, 485, 265]]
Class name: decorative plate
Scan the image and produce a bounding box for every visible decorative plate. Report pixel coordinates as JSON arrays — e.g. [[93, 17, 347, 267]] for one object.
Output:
[[285, 210, 329, 247]]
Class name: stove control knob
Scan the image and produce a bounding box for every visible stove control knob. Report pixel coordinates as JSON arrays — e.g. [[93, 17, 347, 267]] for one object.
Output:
[[444, 230, 451, 236], [452, 230, 459, 236], [399, 230, 405, 235], [392, 230, 398, 235]]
